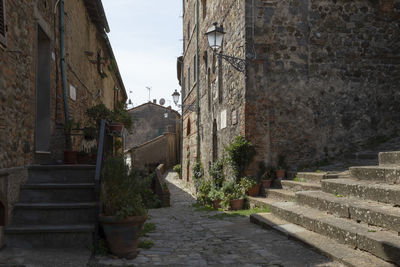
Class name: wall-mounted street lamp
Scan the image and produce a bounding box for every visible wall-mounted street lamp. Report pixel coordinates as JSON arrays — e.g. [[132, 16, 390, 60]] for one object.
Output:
[[172, 89, 196, 112], [206, 22, 246, 73]]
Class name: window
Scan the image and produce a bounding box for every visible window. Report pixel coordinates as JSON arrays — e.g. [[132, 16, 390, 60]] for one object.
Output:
[[187, 118, 191, 136], [187, 21, 190, 41], [201, 0, 207, 20], [0, 0, 7, 46], [188, 67, 191, 91]]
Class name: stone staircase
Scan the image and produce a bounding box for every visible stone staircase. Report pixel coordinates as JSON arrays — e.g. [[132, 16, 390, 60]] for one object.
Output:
[[250, 152, 400, 266], [5, 165, 96, 249]]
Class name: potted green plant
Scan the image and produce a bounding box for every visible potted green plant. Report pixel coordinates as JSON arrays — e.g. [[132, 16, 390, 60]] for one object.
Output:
[[99, 157, 147, 259], [240, 176, 259, 197], [208, 187, 224, 210], [64, 119, 80, 164], [261, 166, 276, 189], [197, 178, 212, 206], [220, 180, 246, 210], [110, 102, 132, 132], [226, 135, 256, 182], [276, 155, 287, 179], [209, 159, 224, 189]]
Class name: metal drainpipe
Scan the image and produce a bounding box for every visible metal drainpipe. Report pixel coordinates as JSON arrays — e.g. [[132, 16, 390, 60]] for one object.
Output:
[[196, 0, 200, 163], [59, 0, 69, 125]]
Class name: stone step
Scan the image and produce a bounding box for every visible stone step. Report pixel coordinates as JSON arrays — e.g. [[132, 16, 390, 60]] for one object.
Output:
[[281, 180, 321, 192], [379, 151, 400, 166], [296, 191, 400, 232], [294, 172, 328, 183], [250, 213, 395, 267], [19, 183, 95, 202], [265, 189, 295, 202], [270, 202, 400, 264], [349, 166, 400, 184], [5, 224, 94, 248], [248, 196, 276, 210], [322, 178, 400, 206], [27, 165, 95, 184], [12, 202, 97, 225]]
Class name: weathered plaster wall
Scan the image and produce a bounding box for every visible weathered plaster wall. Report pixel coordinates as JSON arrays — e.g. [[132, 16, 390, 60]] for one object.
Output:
[[245, 0, 400, 169], [130, 133, 178, 170], [126, 103, 180, 150]]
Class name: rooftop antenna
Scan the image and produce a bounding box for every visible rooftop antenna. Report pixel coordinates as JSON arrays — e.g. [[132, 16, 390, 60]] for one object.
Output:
[[145, 86, 152, 102]]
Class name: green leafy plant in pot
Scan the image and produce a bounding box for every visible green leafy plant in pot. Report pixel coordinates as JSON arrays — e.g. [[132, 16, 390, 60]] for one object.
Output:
[[226, 135, 256, 182], [109, 102, 133, 132], [261, 165, 276, 189], [99, 157, 147, 259], [208, 187, 224, 210], [276, 155, 287, 179], [220, 180, 246, 211], [240, 176, 259, 197]]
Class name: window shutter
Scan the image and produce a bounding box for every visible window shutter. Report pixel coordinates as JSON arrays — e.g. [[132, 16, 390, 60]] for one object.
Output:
[[0, 0, 6, 46]]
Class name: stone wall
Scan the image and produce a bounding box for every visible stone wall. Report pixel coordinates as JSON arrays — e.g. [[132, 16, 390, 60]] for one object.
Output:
[[125, 103, 180, 150], [0, 0, 126, 169], [181, 0, 247, 182], [129, 133, 178, 171], [245, 0, 400, 169]]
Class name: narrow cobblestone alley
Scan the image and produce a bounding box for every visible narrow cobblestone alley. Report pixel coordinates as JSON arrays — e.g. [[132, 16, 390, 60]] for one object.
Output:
[[95, 172, 342, 266]]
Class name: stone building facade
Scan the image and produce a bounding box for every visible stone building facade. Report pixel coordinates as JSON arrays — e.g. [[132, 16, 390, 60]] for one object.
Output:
[[179, 0, 400, 182], [125, 102, 181, 170], [0, 0, 126, 225]]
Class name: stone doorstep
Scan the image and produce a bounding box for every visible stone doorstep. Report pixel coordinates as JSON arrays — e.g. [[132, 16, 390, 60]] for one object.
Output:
[[270, 202, 400, 264], [5, 224, 95, 234], [296, 191, 400, 232], [250, 213, 395, 267], [295, 172, 327, 183], [322, 179, 400, 206], [281, 180, 322, 192], [379, 151, 400, 166], [247, 196, 276, 210], [265, 189, 295, 202], [349, 166, 400, 184]]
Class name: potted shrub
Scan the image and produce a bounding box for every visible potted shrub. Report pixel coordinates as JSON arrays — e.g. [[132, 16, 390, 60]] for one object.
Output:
[[64, 119, 80, 164], [276, 155, 287, 179], [220, 181, 246, 211], [110, 102, 132, 132], [197, 178, 212, 206], [173, 164, 181, 178], [209, 159, 225, 189], [208, 187, 224, 210], [99, 157, 147, 259], [240, 176, 259, 197], [226, 135, 256, 182], [261, 166, 276, 189]]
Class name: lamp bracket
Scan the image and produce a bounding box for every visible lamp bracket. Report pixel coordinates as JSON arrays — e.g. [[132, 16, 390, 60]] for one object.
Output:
[[213, 50, 246, 73], [177, 102, 196, 113]]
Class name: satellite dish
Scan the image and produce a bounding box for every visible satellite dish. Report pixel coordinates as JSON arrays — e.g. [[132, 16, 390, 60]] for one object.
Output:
[[159, 98, 166, 106]]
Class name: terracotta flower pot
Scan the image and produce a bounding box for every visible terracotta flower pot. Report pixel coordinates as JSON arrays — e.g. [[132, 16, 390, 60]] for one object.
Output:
[[99, 214, 147, 259], [64, 151, 78, 164], [262, 179, 272, 189], [276, 169, 285, 179], [247, 184, 261, 197], [230, 199, 244, 211], [109, 122, 124, 132], [213, 200, 221, 210]]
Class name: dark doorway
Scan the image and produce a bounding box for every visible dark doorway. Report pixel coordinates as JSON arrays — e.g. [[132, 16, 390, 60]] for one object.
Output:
[[35, 26, 51, 153]]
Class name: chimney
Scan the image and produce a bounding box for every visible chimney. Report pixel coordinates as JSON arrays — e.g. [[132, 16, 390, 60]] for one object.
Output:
[[153, 99, 157, 104]]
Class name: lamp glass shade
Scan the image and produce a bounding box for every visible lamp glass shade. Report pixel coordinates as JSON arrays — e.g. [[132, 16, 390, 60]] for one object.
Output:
[[172, 90, 180, 105], [206, 23, 225, 50]]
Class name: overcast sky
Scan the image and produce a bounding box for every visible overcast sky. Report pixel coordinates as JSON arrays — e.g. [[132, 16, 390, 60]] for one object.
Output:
[[102, 0, 182, 108]]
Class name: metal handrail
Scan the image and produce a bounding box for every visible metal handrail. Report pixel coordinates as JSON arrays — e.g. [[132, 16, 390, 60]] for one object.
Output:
[[93, 119, 107, 250]]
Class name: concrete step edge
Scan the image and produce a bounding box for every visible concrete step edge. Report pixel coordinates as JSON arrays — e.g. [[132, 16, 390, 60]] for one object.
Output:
[[265, 189, 295, 201], [5, 224, 95, 234], [250, 213, 395, 267], [21, 183, 95, 189], [14, 202, 97, 209], [296, 190, 400, 232], [270, 202, 400, 263], [322, 178, 400, 206], [28, 165, 96, 170]]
